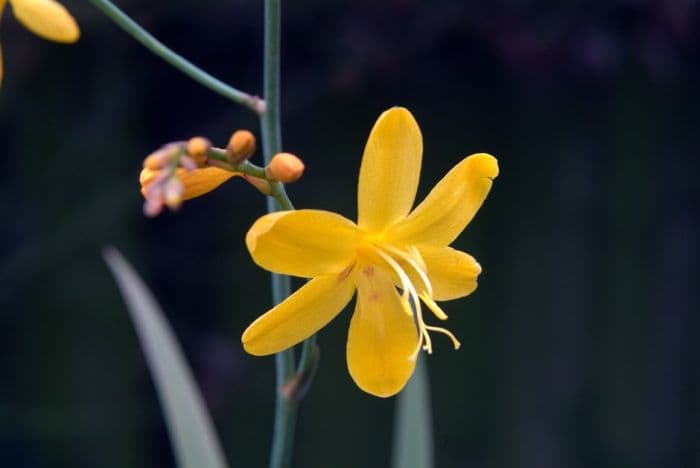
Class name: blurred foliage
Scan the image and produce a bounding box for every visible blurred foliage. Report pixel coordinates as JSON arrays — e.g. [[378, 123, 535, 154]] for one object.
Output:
[[1, 0, 698, 467]]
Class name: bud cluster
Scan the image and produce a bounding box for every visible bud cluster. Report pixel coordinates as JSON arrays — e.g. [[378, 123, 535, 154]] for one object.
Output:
[[139, 128, 306, 217], [140, 138, 211, 217]]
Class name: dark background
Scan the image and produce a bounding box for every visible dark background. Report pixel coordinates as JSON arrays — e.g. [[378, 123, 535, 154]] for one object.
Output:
[[1, 0, 699, 467]]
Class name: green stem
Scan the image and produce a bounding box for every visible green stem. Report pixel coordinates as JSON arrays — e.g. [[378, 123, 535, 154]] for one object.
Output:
[[206, 149, 268, 178], [391, 357, 434, 468], [89, 0, 263, 114], [205, 149, 295, 211], [259, 2, 300, 468], [261, 0, 282, 168], [295, 334, 317, 374]]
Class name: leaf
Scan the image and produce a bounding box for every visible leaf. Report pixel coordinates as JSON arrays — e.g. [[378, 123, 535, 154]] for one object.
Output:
[[391, 356, 434, 468], [103, 247, 229, 468]]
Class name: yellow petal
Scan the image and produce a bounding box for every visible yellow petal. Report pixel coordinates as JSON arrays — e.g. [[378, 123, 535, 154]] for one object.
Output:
[[140, 167, 237, 200], [418, 245, 481, 301], [388, 153, 498, 246], [346, 265, 419, 397], [242, 273, 356, 356], [11, 0, 80, 43], [246, 209, 362, 278], [357, 107, 423, 233], [176, 167, 237, 200]]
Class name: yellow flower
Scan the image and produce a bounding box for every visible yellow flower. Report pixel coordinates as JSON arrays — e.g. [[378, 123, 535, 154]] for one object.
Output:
[[0, 0, 80, 86], [242, 107, 498, 397]]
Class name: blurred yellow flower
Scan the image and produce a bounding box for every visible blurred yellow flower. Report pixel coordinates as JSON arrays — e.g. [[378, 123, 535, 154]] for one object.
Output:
[[0, 0, 80, 86], [242, 107, 498, 397]]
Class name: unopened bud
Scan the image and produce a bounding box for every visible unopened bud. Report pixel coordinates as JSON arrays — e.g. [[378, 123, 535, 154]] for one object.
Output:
[[226, 130, 256, 164], [144, 197, 164, 217], [143, 143, 181, 170], [179, 155, 198, 171], [163, 177, 185, 210], [265, 152, 305, 183], [139, 168, 160, 197], [187, 137, 211, 166]]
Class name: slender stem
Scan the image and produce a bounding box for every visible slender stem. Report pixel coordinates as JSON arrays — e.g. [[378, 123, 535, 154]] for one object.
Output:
[[295, 334, 316, 374], [259, 2, 298, 468], [391, 356, 434, 468], [261, 0, 282, 168], [206, 148, 268, 178], [205, 148, 295, 210], [89, 0, 263, 114]]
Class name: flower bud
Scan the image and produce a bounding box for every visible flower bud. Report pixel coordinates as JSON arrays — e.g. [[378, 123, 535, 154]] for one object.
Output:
[[139, 168, 159, 196], [187, 137, 211, 166], [179, 155, 198, 171], [265, 152, 305, 183], [144, 197, 165, 217], [163, 177, 185, 210], [226, 130, 256, 164], [143, 143, 181, 170]]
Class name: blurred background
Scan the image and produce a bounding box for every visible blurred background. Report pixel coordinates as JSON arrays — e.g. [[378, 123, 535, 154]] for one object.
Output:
[[1, 0, 698, 467]]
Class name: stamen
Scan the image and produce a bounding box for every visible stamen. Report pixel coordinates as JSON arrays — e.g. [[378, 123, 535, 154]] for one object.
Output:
[[408, 246, 427, 272], [371, 248, 430, 358], [380, 245, 449, 323], [379, 244, 433, 297], [369, 244, 461, 359], [424, 325, 461, 350], [419, 293, 448, 321], [372, 248, 419, 317]]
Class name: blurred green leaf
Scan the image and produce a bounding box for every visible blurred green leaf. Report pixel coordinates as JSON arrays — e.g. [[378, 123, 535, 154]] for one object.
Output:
[[391, 357, 434, 468], [103, 247, 229, 468]]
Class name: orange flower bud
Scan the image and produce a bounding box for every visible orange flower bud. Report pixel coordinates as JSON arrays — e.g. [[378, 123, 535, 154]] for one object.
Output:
[[144, 197, 164, 217], [187, 137, 211, 166], [227, 130, 257, 164], [143, 143, 181, 170], [163, 177, 184, 210], [143, 153, 169, 170], [140, 167, 162, 197], [265, 152, 305, 183]]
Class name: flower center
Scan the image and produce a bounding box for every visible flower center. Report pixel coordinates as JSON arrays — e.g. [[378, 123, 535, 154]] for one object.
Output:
[[361, 242, 461, 360]]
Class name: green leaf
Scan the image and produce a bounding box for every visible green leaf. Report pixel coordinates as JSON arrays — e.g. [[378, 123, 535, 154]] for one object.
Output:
[[391, 356, 434, 468], [103, 247, 229, 468]]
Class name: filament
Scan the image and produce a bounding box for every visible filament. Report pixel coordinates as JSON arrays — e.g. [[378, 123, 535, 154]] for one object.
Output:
[[369, 243, 460, 359]]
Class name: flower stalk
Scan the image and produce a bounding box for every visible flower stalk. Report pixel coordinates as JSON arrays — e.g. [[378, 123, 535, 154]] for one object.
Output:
[[89, 0, 263, 114], [259, 1, 311, 467]]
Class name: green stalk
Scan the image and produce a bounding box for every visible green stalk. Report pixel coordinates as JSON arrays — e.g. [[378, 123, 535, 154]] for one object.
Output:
[[89, 0, 263, 114], [93, 0, 312, 464], [391, 357, 434, 468], [259, 2, 302, 468]]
